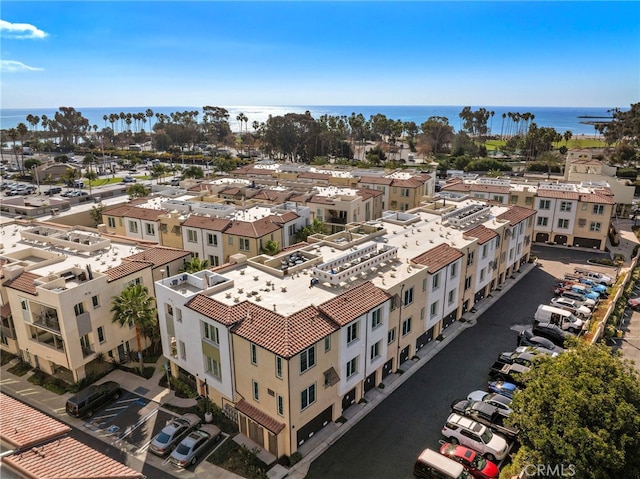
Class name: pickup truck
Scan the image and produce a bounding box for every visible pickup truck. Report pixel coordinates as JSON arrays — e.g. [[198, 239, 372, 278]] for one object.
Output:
[[451, 399, 519, 439], [489, 361, 530, 387]]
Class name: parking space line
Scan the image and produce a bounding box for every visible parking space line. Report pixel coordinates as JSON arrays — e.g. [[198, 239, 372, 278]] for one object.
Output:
[[117, 407, 159, 441], [104, 405, 131, 412], [117, 397, 142, 404]]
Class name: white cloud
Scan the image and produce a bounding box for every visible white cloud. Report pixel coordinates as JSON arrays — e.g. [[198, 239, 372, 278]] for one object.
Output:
[[0, 19, 48, 39], [1, 60, 44, 72]]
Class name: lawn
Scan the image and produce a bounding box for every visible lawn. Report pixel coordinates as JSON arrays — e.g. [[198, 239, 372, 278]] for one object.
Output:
[[86, 177, 125, 187], [485, 138, 607, 152], [207, 436, 269, 479]]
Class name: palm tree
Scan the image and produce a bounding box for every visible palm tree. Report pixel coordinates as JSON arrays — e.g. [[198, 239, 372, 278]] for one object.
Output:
[[180, 257, 210, 273], [500, 113, 506, 139], [17, 122, 28, 175], [7, 128, 19, 168], [111, 284, 157, 374]]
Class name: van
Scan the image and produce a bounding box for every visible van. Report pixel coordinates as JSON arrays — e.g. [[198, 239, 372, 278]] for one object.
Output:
[[65, 381, 121, 418], [534, 305, 584, 333], [413, 448, 471, 479], [73, 180, 85, 189]]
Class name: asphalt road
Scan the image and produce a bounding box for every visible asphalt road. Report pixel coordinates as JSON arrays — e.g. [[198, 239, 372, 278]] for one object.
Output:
[[305, 249, 590, 479]]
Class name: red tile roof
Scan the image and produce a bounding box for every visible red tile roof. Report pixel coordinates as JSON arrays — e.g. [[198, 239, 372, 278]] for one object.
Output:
[[233, 305, 337, 358], [3, 271, 41, 295], [298, 172, 332, 180], [182, 215, 232, 231], [464, 225, 498, 245], [0, 393, 71, 449], [186, 294, 242, 326], [411, 243, 464, 274], [0, 393, 144, 479], [579, 192, 615, 204], [235, 399, 285, 434], [2, 436, 145, 479], [106, 260, 150, 282], [357, 188, 384, 200], [317, 282, 390, 326], [124, 246, 191, 266], [225, 219, 280, 238], [497, 205, 536, 226], [359, 176, 392, 186], [536, 189, 580, 200], [390, 177, 427, 188]]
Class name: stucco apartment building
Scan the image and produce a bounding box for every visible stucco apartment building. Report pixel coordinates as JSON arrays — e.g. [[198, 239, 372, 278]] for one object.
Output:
[[442, 176, 616, 250], [155, 197, 535, 460], [0, 222, 189, 382]]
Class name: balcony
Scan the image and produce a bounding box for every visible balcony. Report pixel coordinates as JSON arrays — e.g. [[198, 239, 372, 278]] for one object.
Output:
[[33, 311, 61, 333], [30, 327, 65, 352]]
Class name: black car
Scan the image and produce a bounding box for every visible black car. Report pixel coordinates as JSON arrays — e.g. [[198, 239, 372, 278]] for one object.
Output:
[[45, 187, 62, 195], [65, 381, 121, 418], [517, 334, 566, 353], [519, 322, 573, 348]]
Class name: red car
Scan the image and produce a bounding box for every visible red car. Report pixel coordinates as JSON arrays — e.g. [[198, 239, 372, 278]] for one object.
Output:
[[439, 442, 500, 479]]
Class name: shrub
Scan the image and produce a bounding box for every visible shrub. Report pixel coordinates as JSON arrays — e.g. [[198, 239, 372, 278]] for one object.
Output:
[[0, 350, 17, 366], [8, 360, 32, 376], [289, 452, 303, 466]]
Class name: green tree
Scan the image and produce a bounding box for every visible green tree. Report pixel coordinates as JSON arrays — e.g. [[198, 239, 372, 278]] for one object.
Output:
[[180, 257, 210, 274], [507, 343, 640, 479], [294, 219, 327, 242], [260, 240, 280, 256], [111, 284, 158, 374], [182, 165, 204, 179], [420, 116, 454, 154], [89, 204, 105, 226], [127, 183, 149, 199]]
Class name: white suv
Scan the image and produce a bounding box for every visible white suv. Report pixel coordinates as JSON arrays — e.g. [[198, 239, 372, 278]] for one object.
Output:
[[442, 413, 509, 462]]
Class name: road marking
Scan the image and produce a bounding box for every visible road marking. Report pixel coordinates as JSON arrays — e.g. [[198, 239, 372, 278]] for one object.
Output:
[[19, 390, 41, 396], [15, 388, 37, 394], [117, 397, 141, 404], [117, 407, 159, 441], [104, 405, 130, 412], [0, 379, 19, 385]]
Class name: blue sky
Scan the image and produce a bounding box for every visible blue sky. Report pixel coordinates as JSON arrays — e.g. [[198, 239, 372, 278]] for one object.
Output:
[[1, 1, 639, 108]]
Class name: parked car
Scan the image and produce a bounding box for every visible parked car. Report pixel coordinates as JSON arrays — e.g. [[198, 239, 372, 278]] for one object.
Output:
[[574, 268, 612, 285], [558, 279, 608, 297], [168, 424, 221, 468], [549, 297, 592, 319], [65, 381, 121, 418], [45, 186, 62, 195], [414, 448, 472, 479], [559, 291, 597, 310], [487, 380, 520, 400], [123, 175, 136, 183], [510, 345, 562, 358], [532, 321, 575, 346], [450, 400, 519, 440], [534, 304, 586, 333], [516, 334, 565, 354], [439, 442, 499, 479], [149, 413, 202, 457], [441, 413, 510, 462], [628, 297, 640, 310], [488, 361, 530, 387], [497, 350, 545, 367], [466, 391, 513, 415]]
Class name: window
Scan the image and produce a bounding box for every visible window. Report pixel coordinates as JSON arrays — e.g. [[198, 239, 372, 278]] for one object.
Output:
[[324, 336, 331, 352], [160, 224, 168, 233], [276, 357, 283, 379], [420, 307, 425, 320], [239, 238, 250, 251], [450, 263, 457, 278], [593, 204, 604, 215], [209, 255, 220, 267], [118, 217, 123, 227], [370, 341, 381, 360], [539, 200, 551, 210], [207, 233, 218, 246], [300, 345, 316, 373], [74, 303, 85, 316], [205, 355, 221, 379], [467, 250, 474, 266], [187, 229, 198, 243], [464, 276, 472, 291], [480, 268, 486, 281], [179, 340, 186, 360], [347, 322, 359, 344], [301, 384, 316, 410], [422, 278, 427, 292], [97, 326, 105, 343], [448, 290, 455, 305], [590, 222, 602, 232], [401, 188, 410, 197], [277, 394, 284, 416], [482, 244, 488, 259], [371, 309, 382, 329], [537, 217, 548, 226], [145, 223, 155, 235], [175, 307, 182, 322], [129, 221, 139, 233], [430, 301, 438, 318], [557, 218, 569, 229], [347, 357, 358, 377], [493, 195, 504, 203], [390, 296, 398, 311], [402, 317, 412, 336], [510, 195, 518, 204], [251, 343, 258, 365], [432, 272, 440, 291], [578, 219, 586, 227], [403, 287, 414, 306], [560, 201, 572, 212], [252, 380, 259, 401], [204, 322, 219, 344], [525, 197, 533, 205], [388, 327, 396, 344], [108, 217, 116, 228], [91, 295, 100, 309]]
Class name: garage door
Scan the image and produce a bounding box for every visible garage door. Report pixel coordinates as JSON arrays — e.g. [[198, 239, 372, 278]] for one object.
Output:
[[297, 406, 333, 447], [573, 237, 602, 249]]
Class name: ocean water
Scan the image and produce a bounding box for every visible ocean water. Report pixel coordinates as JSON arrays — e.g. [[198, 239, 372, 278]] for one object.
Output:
[[0, 105, 617, 136]]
